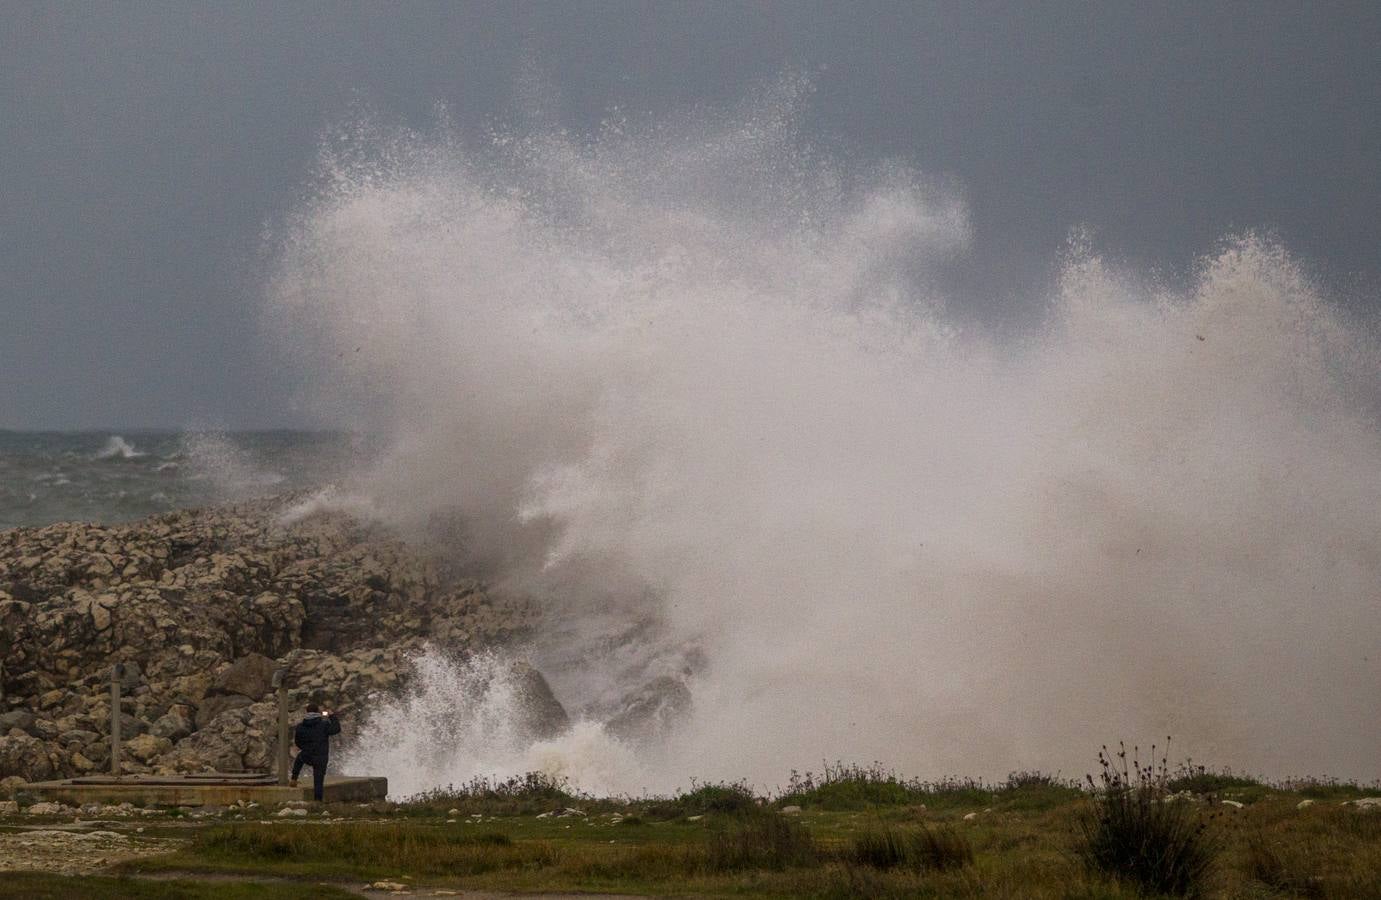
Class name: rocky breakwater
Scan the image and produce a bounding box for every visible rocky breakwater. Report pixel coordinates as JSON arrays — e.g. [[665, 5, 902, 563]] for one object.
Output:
[[0, 496, 565, 787]]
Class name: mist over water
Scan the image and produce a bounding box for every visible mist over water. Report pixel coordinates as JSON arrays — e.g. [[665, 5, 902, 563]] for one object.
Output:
[[266, 81, 1381, 793]]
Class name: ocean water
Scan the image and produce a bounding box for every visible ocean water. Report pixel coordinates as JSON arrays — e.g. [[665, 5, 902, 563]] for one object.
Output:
[[0, 431, 360, 530]]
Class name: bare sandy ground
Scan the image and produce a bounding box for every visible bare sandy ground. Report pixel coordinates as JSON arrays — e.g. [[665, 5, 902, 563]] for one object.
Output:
[[0, 824, 175, 875]]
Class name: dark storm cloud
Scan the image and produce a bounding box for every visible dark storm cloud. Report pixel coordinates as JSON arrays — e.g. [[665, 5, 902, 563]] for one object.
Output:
[[3, 1, 1379, 428]]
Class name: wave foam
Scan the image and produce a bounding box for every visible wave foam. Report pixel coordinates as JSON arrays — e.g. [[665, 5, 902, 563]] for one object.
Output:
[[266, 81, 1381, 786], [341, 648, 649, 798], [95, 435, 144, 460]]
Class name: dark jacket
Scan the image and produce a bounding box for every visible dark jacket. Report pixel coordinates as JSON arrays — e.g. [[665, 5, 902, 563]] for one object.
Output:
[[293, 713, 340, 761]]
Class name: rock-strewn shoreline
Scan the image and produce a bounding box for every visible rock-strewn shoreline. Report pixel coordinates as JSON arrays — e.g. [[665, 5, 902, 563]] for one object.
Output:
[[0, 496, 562, 788]]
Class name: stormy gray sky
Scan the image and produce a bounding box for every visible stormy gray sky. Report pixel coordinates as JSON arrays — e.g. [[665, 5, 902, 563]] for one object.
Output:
[[3, 2, 1379, 430]]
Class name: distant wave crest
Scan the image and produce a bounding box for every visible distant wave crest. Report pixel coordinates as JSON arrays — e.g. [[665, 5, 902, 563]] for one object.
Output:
[[95, 435, 145, 460]]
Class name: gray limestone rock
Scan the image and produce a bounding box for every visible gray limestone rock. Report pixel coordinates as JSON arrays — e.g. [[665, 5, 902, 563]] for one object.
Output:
[[0, 495, 539, 780]]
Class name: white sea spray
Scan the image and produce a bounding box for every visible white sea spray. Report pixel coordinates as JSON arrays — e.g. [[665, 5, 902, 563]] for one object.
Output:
[[268, 79, 1381, 792]]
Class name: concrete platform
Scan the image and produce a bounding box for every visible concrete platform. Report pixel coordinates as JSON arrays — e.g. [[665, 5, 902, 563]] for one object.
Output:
[[20, 772, 388, 807]]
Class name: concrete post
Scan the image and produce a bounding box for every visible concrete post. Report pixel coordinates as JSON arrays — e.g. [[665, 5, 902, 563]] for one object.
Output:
[[274, 669, 289, 785], [110, 663, 124, 778]]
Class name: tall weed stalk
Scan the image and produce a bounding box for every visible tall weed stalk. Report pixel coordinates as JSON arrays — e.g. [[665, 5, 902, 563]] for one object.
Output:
[[1075, 740, 1220, 897]]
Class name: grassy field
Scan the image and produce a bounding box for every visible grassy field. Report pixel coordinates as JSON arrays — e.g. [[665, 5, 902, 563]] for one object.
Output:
[[74, 765, 1379, 899], [0, 872, 358, 899], [3, 761, 1377, 897]]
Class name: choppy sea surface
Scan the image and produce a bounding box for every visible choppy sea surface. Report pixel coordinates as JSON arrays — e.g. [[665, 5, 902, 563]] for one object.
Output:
[[0, 431, 363, 530]]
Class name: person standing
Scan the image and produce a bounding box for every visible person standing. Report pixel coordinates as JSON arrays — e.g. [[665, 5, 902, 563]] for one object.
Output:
[[289, 703, 340, 801]]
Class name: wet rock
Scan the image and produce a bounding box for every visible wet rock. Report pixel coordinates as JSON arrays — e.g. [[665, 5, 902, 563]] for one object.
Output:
[[605, 675, 692, 743], [508, 660, 570, 739]]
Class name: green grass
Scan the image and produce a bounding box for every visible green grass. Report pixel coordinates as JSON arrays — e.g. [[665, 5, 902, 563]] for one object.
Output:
[[113, 795, 1381, 898], [847, 825, 973, 872], [776, 762, 1000, 811], [64, 751, 1374, 899], [158, 822, 558, 880], [705, 808, 818, 871], [0, 872, 358, 899], [404, 770, 605, 817]]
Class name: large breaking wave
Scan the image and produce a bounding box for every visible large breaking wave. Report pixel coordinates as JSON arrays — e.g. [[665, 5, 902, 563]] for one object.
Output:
[[264, 78, 1381, 793]]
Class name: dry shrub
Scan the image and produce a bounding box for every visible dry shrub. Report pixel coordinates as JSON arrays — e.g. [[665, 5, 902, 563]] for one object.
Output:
[[1075, 742, 1220, 897]]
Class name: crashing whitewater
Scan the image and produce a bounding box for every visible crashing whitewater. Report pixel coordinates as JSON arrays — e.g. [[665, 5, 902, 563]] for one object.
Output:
[[263, 81, 1381, 795]]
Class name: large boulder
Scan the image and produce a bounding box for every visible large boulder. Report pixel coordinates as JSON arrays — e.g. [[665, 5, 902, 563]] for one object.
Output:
[[158, 702, 278, 774], [210, 653, 277, 701], [605, 675, 692, 743], [195, 694, 253, 730], [149, 708, 193, 742], [124, 733, 172, 764], [0, 732, 58, 782]]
